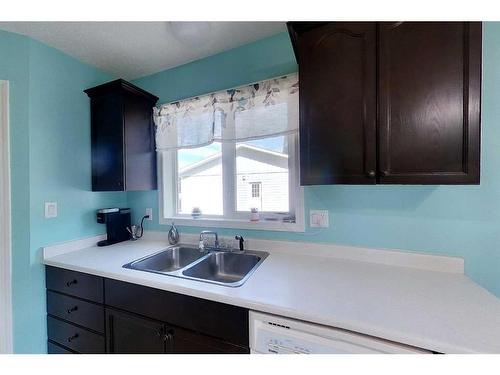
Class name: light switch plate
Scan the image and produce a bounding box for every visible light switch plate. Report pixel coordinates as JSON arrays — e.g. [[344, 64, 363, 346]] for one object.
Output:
[[145, 208, 153, 221], [310, 210, 329, 228], [45, 202, 58, 219]]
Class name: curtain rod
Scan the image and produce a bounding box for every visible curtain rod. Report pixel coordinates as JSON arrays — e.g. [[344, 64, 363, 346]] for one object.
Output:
[[157, 71, 299, 108]]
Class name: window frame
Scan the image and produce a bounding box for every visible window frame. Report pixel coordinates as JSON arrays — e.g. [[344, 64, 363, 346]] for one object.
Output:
[[158, 134, 305, 232]]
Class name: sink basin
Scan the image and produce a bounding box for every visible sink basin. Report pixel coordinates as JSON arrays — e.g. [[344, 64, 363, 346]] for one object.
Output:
[[123, 246, 208, 273], [123, 245, 268, 287], [182, 251, 268, 287]]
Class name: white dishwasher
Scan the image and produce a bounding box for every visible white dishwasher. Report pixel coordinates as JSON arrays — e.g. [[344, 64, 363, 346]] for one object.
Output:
[[249, 311, 430, 354]]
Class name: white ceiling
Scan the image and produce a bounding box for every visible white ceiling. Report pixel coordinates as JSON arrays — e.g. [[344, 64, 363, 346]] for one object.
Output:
[[0, 22, 287, 79]]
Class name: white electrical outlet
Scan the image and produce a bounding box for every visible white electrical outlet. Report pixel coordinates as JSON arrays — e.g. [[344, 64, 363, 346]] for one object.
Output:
[[145, 208, 153, 221], [309, 210, 329, 228], [45, 202, 58, 219]]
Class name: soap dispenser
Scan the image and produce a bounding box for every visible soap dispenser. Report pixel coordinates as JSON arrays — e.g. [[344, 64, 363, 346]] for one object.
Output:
[[168, 222, 179, 245]]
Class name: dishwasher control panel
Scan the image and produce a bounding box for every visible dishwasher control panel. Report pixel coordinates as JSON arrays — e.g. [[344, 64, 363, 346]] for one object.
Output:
[[249, 311, 430, 354], [258, 334, 316, 354]]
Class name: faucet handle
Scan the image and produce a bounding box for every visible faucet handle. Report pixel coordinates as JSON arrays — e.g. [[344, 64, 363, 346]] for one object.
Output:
[[235, 235, 245, 251]]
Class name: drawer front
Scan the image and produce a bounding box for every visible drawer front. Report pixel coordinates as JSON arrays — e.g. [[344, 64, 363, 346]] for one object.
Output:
[[47, 316, 105, 354], [105, 279, 249, 347], [47, 291, 104, 333], [48, 340, 76, 354], [46, 266, 103, 303]]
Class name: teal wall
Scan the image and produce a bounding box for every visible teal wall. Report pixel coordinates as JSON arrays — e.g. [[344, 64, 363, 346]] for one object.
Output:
[[131, 27, 500, 298], [1, 30, 126, 353], [2, 24, 500, 353]]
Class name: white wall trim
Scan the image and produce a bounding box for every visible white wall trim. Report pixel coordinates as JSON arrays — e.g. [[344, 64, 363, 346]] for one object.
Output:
[[0, 80, 13, 353]]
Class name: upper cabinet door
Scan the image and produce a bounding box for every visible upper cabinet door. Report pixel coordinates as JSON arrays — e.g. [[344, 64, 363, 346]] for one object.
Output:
[[85, 79, 159, 192], [292, 22, 377, 185], [378, 22, 481, 184]]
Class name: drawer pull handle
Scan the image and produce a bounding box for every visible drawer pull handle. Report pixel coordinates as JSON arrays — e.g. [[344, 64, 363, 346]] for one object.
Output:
[[67, 333, 79, 342], [66, 279, 78, 287], [67, 306, 78, 314]]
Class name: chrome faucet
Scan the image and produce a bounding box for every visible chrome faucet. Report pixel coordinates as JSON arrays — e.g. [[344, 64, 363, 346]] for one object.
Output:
[[199, 230, 219, 251]]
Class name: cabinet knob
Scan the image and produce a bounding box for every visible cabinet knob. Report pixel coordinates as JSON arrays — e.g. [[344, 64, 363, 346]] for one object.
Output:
[[67, 333, 79, 342], [367, 170, 376, 178], [66, 279, 78, 287], [67, 306, 78, 314], [381, 170, 389, 177], [165, 330, 174, 352]]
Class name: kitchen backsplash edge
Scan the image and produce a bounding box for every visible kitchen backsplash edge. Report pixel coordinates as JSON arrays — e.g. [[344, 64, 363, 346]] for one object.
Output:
[[43, 231, 464, 274]]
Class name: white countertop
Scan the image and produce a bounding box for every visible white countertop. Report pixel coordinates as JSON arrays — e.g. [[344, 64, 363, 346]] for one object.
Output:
[[43, 235, 500, 353]]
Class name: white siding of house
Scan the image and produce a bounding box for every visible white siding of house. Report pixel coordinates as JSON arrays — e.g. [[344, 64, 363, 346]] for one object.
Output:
[[179, 164, 223, 215], [179, 155, 288, 216], [236, 156, 288, 212]]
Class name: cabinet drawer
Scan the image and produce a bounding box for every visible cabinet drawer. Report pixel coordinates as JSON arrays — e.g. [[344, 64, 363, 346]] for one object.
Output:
[[47, 291, 104, 333], [48, 340, 76, 354], [47, 316, 105, 354], [46, 266, 103, 303]]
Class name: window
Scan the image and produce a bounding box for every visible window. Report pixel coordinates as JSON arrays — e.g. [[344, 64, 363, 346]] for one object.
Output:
[[251, 182, 261, 198], [156, 74, 304, 232], [163, 132, 301, 228]]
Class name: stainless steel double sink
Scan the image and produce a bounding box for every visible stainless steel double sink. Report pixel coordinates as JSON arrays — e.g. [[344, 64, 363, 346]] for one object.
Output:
[[123, 245, 269, 287]]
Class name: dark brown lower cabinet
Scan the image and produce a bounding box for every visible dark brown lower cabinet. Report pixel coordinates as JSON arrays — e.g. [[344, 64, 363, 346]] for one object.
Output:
[[170, 326, 248, 354], [106, 309, 166, 354], [47, 316, 105, 354], [48, 340, 77, 354], [106, 308, 248, 354], [46, 266, 250, 354]]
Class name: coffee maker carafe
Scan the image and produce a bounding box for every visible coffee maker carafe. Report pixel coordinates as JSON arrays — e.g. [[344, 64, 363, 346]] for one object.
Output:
[[96, 208, 131, 246]]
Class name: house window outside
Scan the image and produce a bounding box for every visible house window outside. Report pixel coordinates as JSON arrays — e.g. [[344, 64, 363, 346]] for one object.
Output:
[[251, 182, 261, 198]]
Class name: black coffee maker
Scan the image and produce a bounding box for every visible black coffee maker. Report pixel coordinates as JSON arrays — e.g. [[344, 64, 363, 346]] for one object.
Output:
[[96, 208, 131, 247]]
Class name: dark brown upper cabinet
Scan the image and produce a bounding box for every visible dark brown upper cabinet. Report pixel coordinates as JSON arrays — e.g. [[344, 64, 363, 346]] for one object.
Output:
[[378, 22, 481, 184], [289, 22, 377, 185], [84, 79, 159, 191], [288, 22, 482, 185]]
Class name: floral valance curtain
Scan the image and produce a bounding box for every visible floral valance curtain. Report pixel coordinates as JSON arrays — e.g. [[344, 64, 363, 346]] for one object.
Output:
[[153, 73, 299, 151]]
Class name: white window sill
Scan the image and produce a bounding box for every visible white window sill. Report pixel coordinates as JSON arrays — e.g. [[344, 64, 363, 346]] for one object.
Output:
[[160, 216, 305, 232]]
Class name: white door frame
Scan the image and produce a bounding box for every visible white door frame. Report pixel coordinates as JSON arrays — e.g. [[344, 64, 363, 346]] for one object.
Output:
[[0, 80, 13, 353]]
